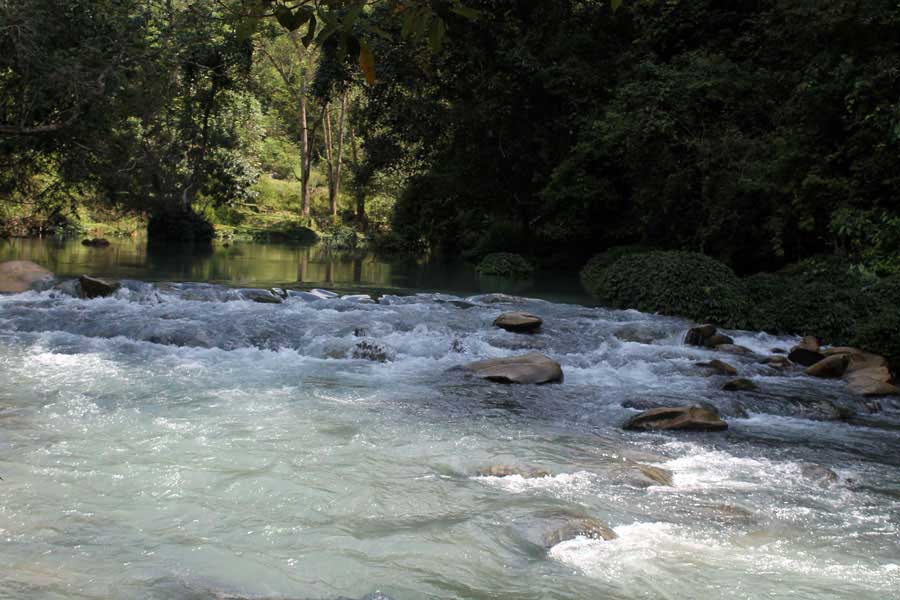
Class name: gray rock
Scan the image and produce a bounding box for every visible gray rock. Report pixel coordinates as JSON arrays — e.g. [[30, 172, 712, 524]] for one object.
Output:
[[542, 518, 617, 548], [79, 275, 120, 299], [463, 352, 563, 385], [493, 312, 543, 333], [624, 406, 727, 432]]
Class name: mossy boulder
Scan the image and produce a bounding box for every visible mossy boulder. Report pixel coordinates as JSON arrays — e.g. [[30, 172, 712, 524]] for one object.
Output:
[[590, 251, 750, 327], [476, 252, 534, 278]]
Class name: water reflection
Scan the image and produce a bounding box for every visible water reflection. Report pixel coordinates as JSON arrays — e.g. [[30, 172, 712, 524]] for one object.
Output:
[[0, 237, 589, 302]]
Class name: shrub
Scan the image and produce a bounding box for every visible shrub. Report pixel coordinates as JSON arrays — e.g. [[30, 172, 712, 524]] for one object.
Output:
[[475, 252, 534, 277], [852, 310, 900, 372], [580, 245, 649, 296], [592, 251, 750, 326]]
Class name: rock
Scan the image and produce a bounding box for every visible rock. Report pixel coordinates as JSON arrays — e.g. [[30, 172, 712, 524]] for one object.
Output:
[[476, 465, 550, 479], [311, 288, 339, 299], [788, 336, 824, 367], [342, 294, 375, 304], [624, 406, 727, 432], [823, 346, 866, 357], [613, 325, 660, 345], [723, 378, 758, 392], [463, 352, 563, 385], [81, 238, 110, 247], [79, 275, 120, 299], [763, 355, 792, 369], [287, 290, 324, 302], [845, 367, 899, 397], [705, 333, 735, 347], [798, 462, 838, 486], [685, 324, 717, 346], [238, 288, 283, 304], [804, 354, 849, 378], [716, 344, 755, 356], [696, 359, 738, 376], [844, 351, 891, 373], [635, 464, 673, 486], [0, 260, 54, 293], [352, 341, 390, 362], [542, 518, 617, 548], [493, 312, 543, 334], [770, 347, 787, 354]]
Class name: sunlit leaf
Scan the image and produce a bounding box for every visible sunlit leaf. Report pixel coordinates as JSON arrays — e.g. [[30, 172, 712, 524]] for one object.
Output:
[[359, 39, 376, 85]]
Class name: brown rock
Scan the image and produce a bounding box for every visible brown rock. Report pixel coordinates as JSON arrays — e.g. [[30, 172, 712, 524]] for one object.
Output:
[[763, 355, 793, 369], [789, 336, 824, 367], [705, 333, 735, 348], [845, 366, 899, 397], [81, 238, 111, 247], [635, 464, 673, 486], [805, 354, 849, 379], [685, 324, 717, 346], [542, 518, 617, 548], [493, 312, 543, 333], [823, 346, 866, 357], [0, 260, 53, 293], [716, 344, 754, 356], [463, 352, 563, 385], [79, 275, 121, 299], [624, 406, 727, 432], [697, 359, 738, 376], [476, 465, 550, 479], [723, 378, 758, 392]]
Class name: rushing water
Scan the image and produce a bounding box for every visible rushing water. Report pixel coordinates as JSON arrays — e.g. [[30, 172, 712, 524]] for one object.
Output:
[[1, 256, 900, 599]]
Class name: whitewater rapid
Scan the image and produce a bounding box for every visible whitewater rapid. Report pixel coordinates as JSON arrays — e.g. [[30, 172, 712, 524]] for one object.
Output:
[[1, 281, 898, 599]]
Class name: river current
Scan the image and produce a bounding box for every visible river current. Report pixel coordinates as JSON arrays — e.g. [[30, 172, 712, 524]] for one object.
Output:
[[1, 280, 899, 599]]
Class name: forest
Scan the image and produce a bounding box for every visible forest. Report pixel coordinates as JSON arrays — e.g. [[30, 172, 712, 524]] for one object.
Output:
[[2, 0, 900, 354]]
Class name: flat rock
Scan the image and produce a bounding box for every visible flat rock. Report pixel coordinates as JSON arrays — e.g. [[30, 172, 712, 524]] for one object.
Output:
[[624, 406, 727, 432], [706, 333, 735, 347], [845, 367, 899, 397], [463, 352, 563, 384], [716, 344, 755, 356], [79, 275, 120, 299], [542, 518, 617, 548], [476, 465, 550, 479], [723, 378, 758, 392], [0, 260, 53, 293], [493, 312, 543, 333], [805, 354, 849, 378], [763, 355, 792, 369], [697, 359, 737, 376]]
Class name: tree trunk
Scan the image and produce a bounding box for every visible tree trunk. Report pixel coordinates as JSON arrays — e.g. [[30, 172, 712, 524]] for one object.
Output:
[[332, 91, 347, 225], [322, 102, 335, 222], [299, 89, 311, 218]]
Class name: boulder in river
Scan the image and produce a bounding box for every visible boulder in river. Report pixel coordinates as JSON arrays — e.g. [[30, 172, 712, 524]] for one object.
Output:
[[238, 288, 283, 304], [716, 344, 755, 356], [493, 312, 543, 333], [705, 333, 735, 348], [798, 462, 838, 486], [723, 378, 758, 392], [684, 324, 717, 346], [463, 352, 563, 385], [696, 359, 738, 376], [624, 406, 727, 432], [542, 517, 617, 548], [845, 367, 899, 397], [763, 355, 793, 369], [352, 341, 390, 362], [805, 354, 849, 378], [81, 238, 110, 247], [634, 464, 673, 486], [476, 465, 550, 479], [0, 260, 54, 293], [79, 275, 120, 299], [788, 336, 825, 367]]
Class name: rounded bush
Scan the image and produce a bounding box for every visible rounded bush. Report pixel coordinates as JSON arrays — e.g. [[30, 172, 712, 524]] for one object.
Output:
[[148, 208, 215, 242], [593, 251, 750, 326], [476, 252, 534, 277], [579, 245, 648, 297]]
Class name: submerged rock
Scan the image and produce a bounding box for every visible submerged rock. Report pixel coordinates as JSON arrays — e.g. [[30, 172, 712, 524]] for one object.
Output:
[[705, 333, 735, 347], [805, 354, 849, 378], [0, 260, 53, 293], [763, 355, 792, 369], [81, 237, 110, 247], [789, 336, 825, 367], [634, 464, 674, 486], [723, 378, 758, 392], [238, 288, 283, 304], [79, 275, 120, 299], [493, 311, 543, 333], [352, 341, 390, 362], [542, 517, 617, 548], [716, 344, 755, 356], [798, 462, 838, 486], [613, 324, 663, 344], [462, 352, 563, 385], [476, 465, 550, 479], [696, 359, 738, 376], [624, 406, 727, 432]]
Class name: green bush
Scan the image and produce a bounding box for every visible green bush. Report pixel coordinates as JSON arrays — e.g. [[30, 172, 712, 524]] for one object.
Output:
[[592, 251, 750, 327], [580, 245, 649, 296], [852, 310, 900, 372], [475, 252, 534, 277]]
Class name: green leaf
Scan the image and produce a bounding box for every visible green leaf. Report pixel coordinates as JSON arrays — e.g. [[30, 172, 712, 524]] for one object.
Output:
[[275, 5, 310, 32], [610, 0, 623, 12], [428, 18, 445, 54], [302, 15, 317, 47], [359, 39, 376, 85], [450, 4, 481, 20]]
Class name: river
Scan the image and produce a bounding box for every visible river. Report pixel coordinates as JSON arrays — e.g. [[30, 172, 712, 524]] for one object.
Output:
[[1, 238, 898, 599]]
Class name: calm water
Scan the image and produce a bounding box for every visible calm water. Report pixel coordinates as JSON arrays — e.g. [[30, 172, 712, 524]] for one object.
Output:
[[0, 237, 589, 304], [1, 239, 899, 600]]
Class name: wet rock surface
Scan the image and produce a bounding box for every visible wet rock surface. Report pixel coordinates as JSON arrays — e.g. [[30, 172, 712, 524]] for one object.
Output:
[[493, 311, 543, 333], [624, 406, 728, 432], [462, 352, 563, 384]]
